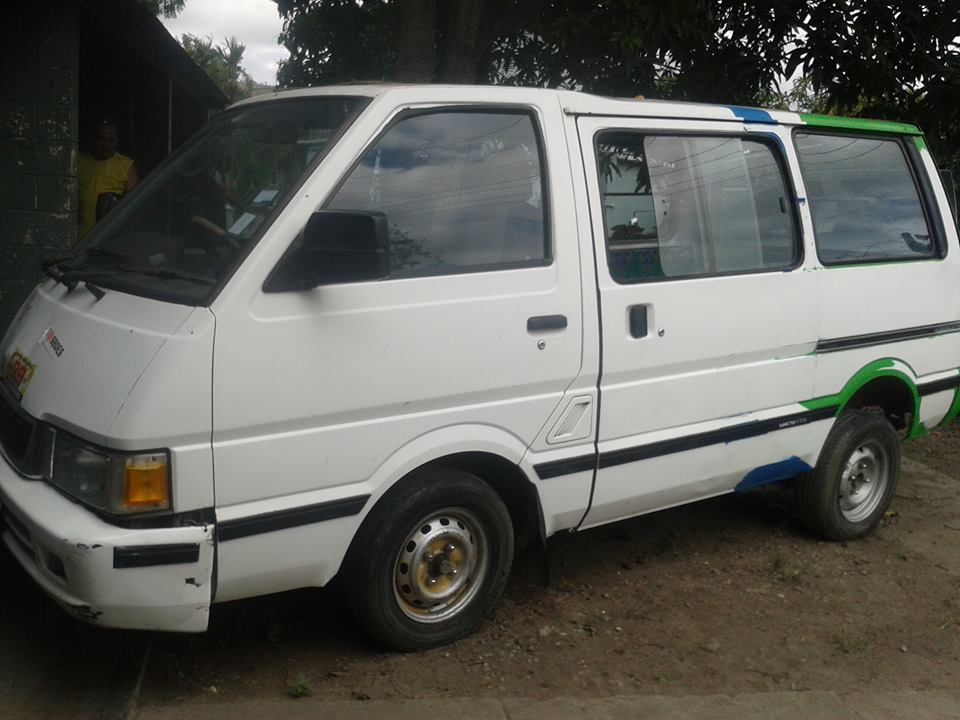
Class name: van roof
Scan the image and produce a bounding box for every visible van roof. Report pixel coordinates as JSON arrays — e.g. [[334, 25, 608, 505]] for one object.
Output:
[[234, 84, 923, 137]]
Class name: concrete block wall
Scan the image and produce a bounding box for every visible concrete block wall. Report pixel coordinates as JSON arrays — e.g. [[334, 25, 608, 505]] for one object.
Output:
[[0, 0, 78, 334]]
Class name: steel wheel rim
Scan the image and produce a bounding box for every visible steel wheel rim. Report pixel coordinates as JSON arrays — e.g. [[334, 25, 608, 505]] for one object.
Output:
[[838, 441, 889, 523], [393, 507, 488, 624]]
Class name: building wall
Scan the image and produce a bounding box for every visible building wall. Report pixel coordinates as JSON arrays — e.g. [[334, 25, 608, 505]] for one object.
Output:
[[0, 1, 78, 335]]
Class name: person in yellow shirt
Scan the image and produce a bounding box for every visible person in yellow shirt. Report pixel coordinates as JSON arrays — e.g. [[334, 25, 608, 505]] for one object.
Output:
[[77, 118, 139, 239]]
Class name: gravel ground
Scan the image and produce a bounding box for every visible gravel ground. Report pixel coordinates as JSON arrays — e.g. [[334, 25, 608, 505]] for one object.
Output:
[[138, 423, 960, 706]]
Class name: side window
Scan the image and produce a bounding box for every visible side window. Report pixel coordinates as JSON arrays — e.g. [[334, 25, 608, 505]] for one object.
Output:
[[597, 133, 798, 283], [795, 132, 935, 263], [327, 110, 548, 277]]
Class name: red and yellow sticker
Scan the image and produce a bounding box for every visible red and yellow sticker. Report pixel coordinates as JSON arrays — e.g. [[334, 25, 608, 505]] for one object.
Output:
[[3, 350, 36, 401]]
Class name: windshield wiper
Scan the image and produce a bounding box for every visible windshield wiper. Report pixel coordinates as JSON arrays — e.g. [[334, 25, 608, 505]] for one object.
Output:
[[119, 266, 218, 286], [42, 265, 107, 301], [41, 247, 139, 299], [42, 249, 216, 291]]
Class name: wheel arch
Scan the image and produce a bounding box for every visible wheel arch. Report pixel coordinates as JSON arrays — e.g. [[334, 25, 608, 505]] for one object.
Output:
[[343, 425, 548, 581], [417, 451, 546, 561], [812, 358, 921, 435]]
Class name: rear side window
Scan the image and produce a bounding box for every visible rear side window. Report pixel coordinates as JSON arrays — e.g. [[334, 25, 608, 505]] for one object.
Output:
[[596, 133, 798, 283], [327, 110, 548, 277], [795, 133, 935, 264]]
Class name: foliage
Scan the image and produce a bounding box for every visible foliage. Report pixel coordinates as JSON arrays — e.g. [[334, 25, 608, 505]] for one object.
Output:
[[275, 0, 960, 176], [278, 0, 394, 87], [786, 1, 960, 178], [275, 0, 804, 100], [135, 0, 186, 18], [287, 675, 312, 698], [180, 34, 255, 103], [758, 76, 833, 114], [488, 0, 812, 106]]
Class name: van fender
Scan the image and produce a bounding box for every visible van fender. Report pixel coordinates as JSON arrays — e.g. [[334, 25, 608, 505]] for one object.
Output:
[[333, 424, 544, 577], [803, 357, 920, 435], [357, 423, 532, 506]]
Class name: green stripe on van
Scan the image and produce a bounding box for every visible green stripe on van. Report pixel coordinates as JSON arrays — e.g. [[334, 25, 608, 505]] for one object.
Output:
[[800, 113, 922, 136], [801, 359, 927, 438], [801, 359, 899, 414]]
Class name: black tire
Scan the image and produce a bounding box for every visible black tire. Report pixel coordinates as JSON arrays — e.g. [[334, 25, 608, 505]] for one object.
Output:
[[341, 467, 514, 651], [796, 409, 900, 541]]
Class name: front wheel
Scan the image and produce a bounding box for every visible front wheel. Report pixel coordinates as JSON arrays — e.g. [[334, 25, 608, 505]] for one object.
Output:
[[796, 409, 900, 540], [342, 468, 514, 651]]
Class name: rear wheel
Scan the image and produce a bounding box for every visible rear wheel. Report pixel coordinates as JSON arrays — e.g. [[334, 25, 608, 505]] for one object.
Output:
[[342, 468, 514, 651], [796, 409, 900, 540]]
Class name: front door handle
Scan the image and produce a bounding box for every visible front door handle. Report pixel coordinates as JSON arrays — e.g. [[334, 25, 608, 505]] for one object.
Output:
[[527, 315, 567, 332]]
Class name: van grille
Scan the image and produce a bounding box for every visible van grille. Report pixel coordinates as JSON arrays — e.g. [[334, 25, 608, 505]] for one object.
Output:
[[0, 384, 35, 469]]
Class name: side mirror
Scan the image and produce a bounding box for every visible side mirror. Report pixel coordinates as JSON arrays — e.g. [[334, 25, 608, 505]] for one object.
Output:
[[299, 210, 390, 287]]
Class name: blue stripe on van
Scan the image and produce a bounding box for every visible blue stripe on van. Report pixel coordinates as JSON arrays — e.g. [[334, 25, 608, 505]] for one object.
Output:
[[728, 106, 776, 124], [735, 457, 812, 492]]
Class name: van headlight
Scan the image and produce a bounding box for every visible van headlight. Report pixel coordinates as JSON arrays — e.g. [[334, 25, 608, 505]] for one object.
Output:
[[47, 430, 171, 515]]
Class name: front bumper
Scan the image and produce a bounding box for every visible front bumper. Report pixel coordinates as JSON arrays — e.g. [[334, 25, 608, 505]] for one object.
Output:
[[0, 456, 213, 632]]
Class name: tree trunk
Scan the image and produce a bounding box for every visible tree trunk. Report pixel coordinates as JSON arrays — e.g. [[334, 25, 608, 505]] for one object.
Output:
[[393, 0, 439, 82], [436, 0, 550, 84], [437, 0, 490, 83]]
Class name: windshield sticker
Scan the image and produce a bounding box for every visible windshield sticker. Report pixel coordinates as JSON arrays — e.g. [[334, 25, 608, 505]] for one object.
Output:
[[40, 327, 65, 360], [228, 212, 257, 235], [3, 350, 36, 402], [252, 189, 279, 205]]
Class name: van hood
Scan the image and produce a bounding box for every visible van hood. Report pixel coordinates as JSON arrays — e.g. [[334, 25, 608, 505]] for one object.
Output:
[[1, 280, 199, 445]]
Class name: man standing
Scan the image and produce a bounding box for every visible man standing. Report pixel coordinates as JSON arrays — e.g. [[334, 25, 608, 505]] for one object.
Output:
[[77, 118, 139, 239]]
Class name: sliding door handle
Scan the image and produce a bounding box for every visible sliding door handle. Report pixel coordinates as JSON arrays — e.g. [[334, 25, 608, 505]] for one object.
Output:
[[527, 314, 568, 332], [629, 305, 648, 338]]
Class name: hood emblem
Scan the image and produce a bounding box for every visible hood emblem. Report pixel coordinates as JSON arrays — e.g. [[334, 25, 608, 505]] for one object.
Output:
[[41, 327, 65, 360]]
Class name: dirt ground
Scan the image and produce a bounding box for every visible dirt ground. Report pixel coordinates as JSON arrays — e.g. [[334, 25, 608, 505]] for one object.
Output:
[[141, 424, 960, 705]]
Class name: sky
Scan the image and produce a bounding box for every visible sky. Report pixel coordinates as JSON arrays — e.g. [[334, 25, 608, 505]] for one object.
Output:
[[160, 0, 290, 85]]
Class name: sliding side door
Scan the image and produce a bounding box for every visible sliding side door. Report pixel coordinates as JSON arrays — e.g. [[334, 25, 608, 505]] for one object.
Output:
[[577, 116, 825, 527]]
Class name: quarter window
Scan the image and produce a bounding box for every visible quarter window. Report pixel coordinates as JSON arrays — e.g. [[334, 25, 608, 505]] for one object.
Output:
[[327, 110, 548, 277], [795, 133, 935, 263], [597, 133, 798, 283]]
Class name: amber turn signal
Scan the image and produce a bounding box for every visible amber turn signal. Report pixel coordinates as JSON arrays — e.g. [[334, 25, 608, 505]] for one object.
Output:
[[123, 455, 170, 509]]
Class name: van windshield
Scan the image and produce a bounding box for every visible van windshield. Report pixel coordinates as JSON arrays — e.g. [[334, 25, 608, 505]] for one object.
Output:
[[60, 96, 365, 305]]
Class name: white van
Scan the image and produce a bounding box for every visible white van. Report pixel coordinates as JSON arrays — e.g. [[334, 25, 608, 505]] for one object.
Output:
[[2, 85, 958, 650]]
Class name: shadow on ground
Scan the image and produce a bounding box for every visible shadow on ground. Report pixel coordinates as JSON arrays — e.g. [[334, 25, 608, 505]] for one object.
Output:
[[0, 544, 146, 720]]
